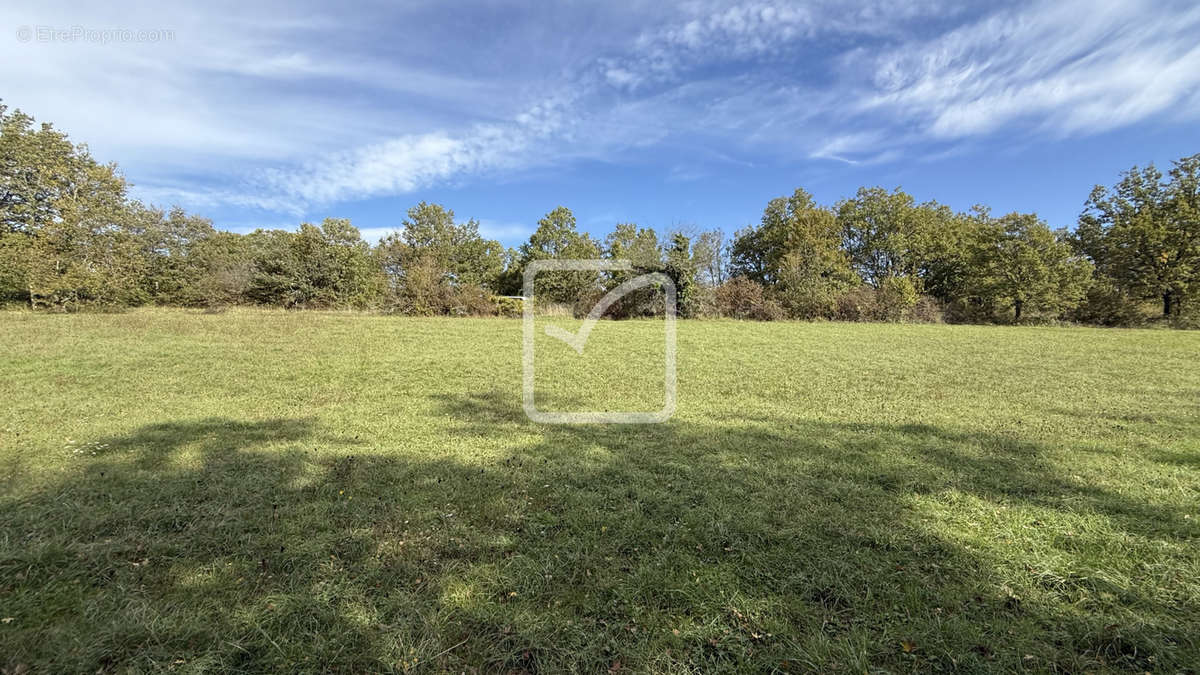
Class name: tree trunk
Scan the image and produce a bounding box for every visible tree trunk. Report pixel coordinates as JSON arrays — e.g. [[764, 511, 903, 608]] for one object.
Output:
[[1162, 291, 1174, 317], [1014, 299, 1023, 322]]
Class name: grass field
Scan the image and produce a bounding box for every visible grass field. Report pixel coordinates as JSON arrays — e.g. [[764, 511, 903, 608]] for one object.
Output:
[[1, 309, 1198, 672]]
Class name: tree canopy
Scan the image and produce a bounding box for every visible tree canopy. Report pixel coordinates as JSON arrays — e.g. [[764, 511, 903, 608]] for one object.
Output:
[[1, 102, 1196, 326]]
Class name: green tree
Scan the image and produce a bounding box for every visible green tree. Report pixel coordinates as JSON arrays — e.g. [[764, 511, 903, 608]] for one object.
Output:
[[516, 206, 601, 303], [315, 218, 384, 308], [1, 103, 86, 236], [663, 232, 696, 317], [1, 103, 148, 309], [731, 189, 857, 318], [729, 223, 769, 284], [0, 229, 34, 304], [244, 220, 380, 309], [244, 229, 302, 306], [691, 229, 727, 286], [967, 212, 1092, 322], [605, 222, 661, 272], [836, 187, 920, 288], [600, 222, 663, 317], [386, 202, 504, 288], [188, 230, 252, 307], [907, 201, 974, 305], [137, 206, 221, 305], [1078, 154, 1200, 317]]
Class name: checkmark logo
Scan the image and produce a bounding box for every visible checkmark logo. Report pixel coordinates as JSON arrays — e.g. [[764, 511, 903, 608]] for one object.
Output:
[[522, 259, 677, 424]]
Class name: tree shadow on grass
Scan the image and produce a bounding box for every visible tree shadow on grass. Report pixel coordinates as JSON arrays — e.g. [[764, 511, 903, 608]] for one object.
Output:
[[1, 404, 1197, 672]]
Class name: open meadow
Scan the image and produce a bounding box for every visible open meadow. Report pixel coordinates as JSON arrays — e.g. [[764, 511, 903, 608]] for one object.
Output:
[[1, 309, 1198, 672]]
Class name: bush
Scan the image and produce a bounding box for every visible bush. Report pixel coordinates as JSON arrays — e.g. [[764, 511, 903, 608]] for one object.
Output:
[[876, 276, 920, 321], [387, 258, 451, 315], [1071, 279, 1149, 327], [714, 277, 783, 320], [833, 287, 876, 321], [909, 295, 944, 323], [832, 282, 937, 323], [1169, 302, 1200, 330], [687, 285, 721, 319], [774, 281, 839, 320], [495, 296, 524, 317], [388, 278, 502, 317], [579, 284, 665, 319], [447, 284, 498, 316]]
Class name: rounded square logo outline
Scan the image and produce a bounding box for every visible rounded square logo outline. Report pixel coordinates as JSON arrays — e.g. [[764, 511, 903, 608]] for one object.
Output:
[[522, 259, 676, 424]]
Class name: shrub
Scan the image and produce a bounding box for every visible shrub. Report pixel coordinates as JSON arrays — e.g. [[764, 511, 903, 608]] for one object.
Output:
[[583, 284, 664, 319], [447, 284, 498, 316], [1169, 302, 1200, 330], [714, 277, 782, 320], [833, 287, 876, 321], [494, 296, 524, 317], [687, 285, 720, 319], [876, 276, 920, 321], [1071, 279, 1150, 327], [387, 257, 451, 315], [831, 283, 935, 323], [909, 295, 944, 323]]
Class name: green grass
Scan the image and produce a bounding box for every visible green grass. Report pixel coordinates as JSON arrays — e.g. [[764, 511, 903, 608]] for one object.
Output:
[[1, 309, 1198, 672]]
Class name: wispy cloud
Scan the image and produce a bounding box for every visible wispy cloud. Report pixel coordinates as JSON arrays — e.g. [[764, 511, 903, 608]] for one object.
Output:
[[856, 0, 1200, 139], [6, 0, 1198, 221]]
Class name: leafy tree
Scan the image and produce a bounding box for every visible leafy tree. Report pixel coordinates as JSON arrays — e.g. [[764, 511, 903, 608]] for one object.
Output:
[[313, 218, 384, 308], [773, 197, 857, 319], [967, 212, 1092, 322], [600, 222, 664, 317], [1078, 154, 1200, 317], [26, 168, 149, 310], [729, 224, 769, 284], [1, 103, 87, 236], [244, 229, 302, 306], [137, 206, 221, 305], [242, 221, 380, 309], [521, 206, 599, 259], [383, 202, 503, 288], [24, 210, 150, 310], [515, 206, 601, 303], [691, 229, 727, 286], [1, 103, 148, 309], [0, 228, 34, 304], [731, 189, 846, 284], [836, 187, 920, 288], [731, 189, 857, 318], [663, 232, 695, 317], [188, 230, 252, 307], [605, 222, 660, 272], [907, 201, 974, 305]]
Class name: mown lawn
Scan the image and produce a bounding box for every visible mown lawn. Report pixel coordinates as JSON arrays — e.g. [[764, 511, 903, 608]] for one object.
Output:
[[1, 309, 1198, 672]]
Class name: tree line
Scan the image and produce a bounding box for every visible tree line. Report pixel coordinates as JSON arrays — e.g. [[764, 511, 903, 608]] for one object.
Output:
[[2, 103, 1198, 326]]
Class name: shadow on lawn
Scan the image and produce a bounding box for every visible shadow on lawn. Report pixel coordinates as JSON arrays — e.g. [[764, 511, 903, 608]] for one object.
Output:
[[1, 403, 1196, 672]]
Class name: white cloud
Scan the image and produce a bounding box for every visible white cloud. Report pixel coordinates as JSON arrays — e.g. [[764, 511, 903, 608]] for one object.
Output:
[[251, 92, 578, 208], [355, 226, 401, 245], [858, 0, 1200, 139], [477, 219, 532, 243], [6, 0, 1199, 221]]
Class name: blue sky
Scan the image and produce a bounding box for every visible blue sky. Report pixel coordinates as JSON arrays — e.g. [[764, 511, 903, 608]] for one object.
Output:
[[4, 0, 1200, 247]]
